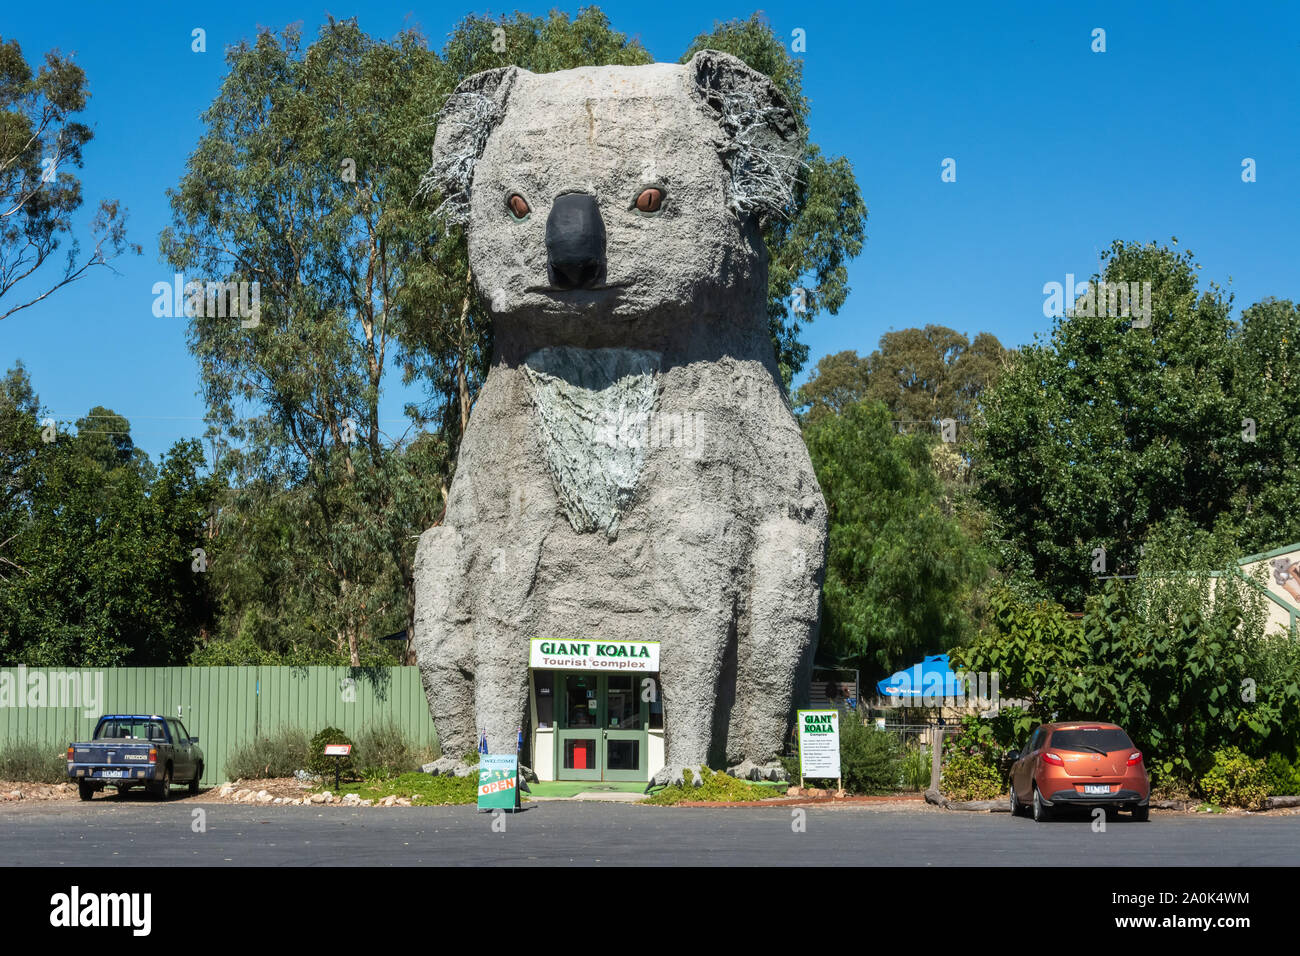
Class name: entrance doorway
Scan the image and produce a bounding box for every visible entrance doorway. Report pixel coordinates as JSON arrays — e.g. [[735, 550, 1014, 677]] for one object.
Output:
[[554, 673, 649, 782]]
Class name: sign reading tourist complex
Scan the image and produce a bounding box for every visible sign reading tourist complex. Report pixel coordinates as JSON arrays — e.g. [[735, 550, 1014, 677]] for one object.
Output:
[[529, 639, 660, 672], [477, 754, 519, 811], [797, 709, 841, 779]]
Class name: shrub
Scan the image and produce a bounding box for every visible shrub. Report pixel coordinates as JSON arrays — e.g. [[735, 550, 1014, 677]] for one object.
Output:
[[308, 727, 357, 780], [1198, 747, 1270, 809], [1263, 752, 1300, 797], [900, 742, 931, 791], [838, 719, 904, 794], [0, 741, 66, 783], [941, 750, 1003, 801], [645, 767, 780, 805], [223, 728, 310, 780], [354, 721, 436, 778]]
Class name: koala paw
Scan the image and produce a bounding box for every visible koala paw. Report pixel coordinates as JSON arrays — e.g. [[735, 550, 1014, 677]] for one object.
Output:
[[646, 765, 705, 790], [726, 759, 789, 782]]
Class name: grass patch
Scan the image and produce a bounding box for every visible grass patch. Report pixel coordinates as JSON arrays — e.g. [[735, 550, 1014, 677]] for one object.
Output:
[[527, 781, 645, 798], [319, 771, 478, 805], [0, 741, 66, 783], [644, 767, 786, 805]]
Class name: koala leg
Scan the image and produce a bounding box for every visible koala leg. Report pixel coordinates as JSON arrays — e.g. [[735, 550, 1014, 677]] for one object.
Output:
[[650, 599, 736, 788], [412, 525, 477, 769], [728, 512, 824, 780]]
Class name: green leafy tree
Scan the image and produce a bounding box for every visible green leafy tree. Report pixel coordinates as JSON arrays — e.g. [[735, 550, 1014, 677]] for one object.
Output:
[[792, 350, 870, 425], [0, 370, 218, 664], [952, 524, 1300, 783], [804, 399, 989, 679], [0, 37, 138, 321], [972, 239, 1300, 608], [160, 20, 447, 665], [795, 327, 1010, 433]]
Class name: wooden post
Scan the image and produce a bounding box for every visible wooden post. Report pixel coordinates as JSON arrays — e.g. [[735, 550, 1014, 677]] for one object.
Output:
[[929, 726, 943, 792]]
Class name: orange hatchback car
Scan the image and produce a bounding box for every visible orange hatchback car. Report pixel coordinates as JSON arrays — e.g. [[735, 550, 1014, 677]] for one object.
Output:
[[1007, 722, 1150, 822]]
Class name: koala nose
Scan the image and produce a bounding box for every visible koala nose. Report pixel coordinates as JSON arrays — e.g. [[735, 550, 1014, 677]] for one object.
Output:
[[546, 192, 605, 290]]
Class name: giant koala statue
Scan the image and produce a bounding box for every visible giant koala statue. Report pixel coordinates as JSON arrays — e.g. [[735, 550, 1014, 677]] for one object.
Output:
[[414, 50, 828, 785]]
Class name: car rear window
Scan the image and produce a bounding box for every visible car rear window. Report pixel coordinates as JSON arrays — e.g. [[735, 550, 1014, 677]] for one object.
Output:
[[96, 719, 167, 741], [1048, 727, 1133, 752]]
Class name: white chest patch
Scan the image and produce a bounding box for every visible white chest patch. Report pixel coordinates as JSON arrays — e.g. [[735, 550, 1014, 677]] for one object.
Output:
[[522, 346, 661, 539]]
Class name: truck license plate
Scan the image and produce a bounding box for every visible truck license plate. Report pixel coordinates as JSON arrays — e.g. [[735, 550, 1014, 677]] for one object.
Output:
[[1084, 784, 1110, 794], [99, 770, 126, 778]]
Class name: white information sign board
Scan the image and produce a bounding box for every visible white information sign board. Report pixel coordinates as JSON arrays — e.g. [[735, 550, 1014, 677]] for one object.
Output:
[[797, 709, 840, 779]]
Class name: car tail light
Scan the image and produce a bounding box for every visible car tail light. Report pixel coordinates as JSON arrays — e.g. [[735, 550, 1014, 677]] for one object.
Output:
[[66, 746, 73, 762], [1042, 752, 1065, 766], [1127, 752, 1143, 766], [149, 748, 157, 764]]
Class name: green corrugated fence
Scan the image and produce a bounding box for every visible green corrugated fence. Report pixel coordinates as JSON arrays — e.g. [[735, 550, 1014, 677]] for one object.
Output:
[[0, 666, 438, 785]]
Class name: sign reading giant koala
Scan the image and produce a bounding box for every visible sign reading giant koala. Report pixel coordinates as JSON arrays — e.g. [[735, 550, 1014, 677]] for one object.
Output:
[[414, 51, 828, 785]]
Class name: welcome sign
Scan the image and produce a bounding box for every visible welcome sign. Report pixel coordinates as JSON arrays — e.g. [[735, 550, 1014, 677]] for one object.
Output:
[[529, 639, 660, 671], [477, 754, 519, 811]]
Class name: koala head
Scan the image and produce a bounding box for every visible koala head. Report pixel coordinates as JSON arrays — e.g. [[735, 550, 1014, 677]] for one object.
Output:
[[423, 50, 801, 349]]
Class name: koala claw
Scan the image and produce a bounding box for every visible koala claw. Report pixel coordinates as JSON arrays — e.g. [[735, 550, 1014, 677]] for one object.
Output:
[[647, 765, 705, 790], [421, 756, 478, 778], [726, 759, 788, 782]]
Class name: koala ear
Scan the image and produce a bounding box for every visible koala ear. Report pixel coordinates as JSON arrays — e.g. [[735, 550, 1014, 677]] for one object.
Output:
[[684, 49, 804, 220], [422, 66, 527, 226]]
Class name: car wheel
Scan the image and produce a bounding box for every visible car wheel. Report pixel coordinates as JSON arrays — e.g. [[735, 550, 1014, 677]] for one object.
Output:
[[1132, 804, 1149, 822], [78, 780, 94, 802], [1032, 785, 1052, 822], [153, 766, 172, 802], [1009, 781, 1022, 817], [188, 763, 202, 796]]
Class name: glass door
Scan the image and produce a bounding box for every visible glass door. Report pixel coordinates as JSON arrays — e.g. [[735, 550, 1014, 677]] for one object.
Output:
[[555, 673, 601, 780], [602, 674, 648, 782], [554, 674, 650, 781]]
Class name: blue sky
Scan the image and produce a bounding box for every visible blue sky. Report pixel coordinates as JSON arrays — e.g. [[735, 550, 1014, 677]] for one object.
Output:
[[1, 1, 1297, 459]]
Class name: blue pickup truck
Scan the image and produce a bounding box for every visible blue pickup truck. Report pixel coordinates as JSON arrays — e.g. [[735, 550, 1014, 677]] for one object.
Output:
[[67, 715, 204, 801]]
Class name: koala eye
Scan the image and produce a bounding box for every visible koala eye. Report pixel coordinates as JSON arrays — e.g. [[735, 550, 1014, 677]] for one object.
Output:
[[507, 194, 530, 219], [634, 187, 665, 214]]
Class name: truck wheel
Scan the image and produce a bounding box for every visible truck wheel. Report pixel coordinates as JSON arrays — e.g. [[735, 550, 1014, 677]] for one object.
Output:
[[188, 763, 202, 796], [153, 766, 173, 801], [78, 781, 94, 802]]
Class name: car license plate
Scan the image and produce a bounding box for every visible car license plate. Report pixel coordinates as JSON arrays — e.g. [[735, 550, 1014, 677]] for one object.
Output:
[[99, 770, 126, 778], [1083, 784, 1110, 794]]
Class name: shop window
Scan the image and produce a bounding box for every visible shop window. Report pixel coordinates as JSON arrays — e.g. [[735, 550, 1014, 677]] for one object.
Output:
[[535, 671, 554, 729]]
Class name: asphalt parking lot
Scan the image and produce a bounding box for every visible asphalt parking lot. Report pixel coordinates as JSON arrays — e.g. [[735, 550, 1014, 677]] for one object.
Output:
[[2, 800, 1297, 866]]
